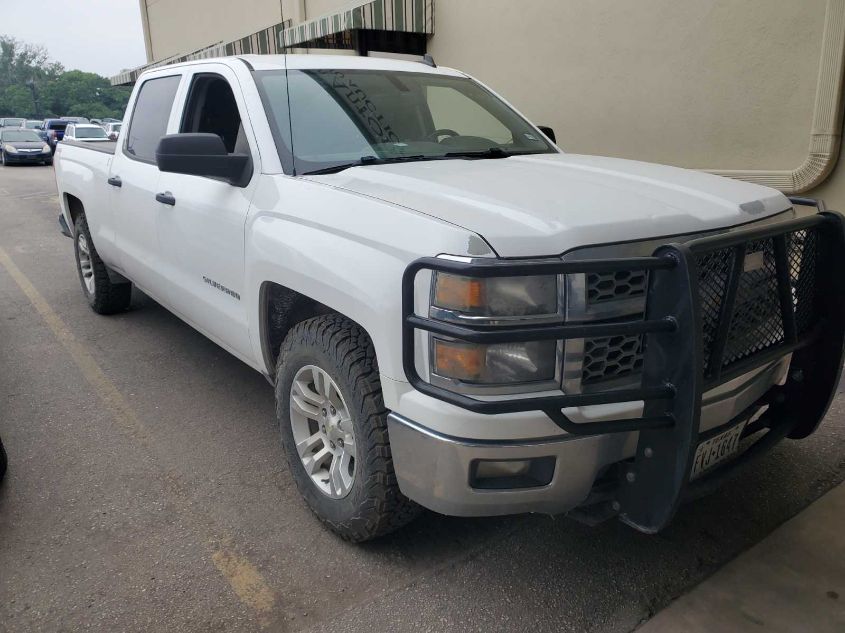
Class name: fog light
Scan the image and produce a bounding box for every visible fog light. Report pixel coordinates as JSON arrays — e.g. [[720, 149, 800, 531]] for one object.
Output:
[[470, 457, 555, 490], [475, 460, 531, 479]]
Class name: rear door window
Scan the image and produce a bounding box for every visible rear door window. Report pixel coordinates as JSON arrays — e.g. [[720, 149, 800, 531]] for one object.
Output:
[[125, 74, 181, 163]]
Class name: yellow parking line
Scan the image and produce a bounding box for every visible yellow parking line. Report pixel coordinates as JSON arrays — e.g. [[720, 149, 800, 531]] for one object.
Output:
[[212, 545, 277, 622], [0, 247, 277, 626], [0, 246, 152, 445]]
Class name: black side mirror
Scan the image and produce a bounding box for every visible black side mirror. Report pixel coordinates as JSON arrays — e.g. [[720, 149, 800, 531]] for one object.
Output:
[[155, 133, 251, 187], [537, 126, 556, 144]]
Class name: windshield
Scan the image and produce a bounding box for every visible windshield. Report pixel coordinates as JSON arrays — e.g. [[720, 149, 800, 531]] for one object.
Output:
[[255, 69, 555, 175], [1, 130, 42, 142], [76, 127, 108, 139], [2, 118, 25, 127], [24, 121, 41, 129]]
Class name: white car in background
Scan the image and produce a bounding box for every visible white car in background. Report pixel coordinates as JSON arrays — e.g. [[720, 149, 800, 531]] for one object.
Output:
[[103, 122, 122, 141], [63, 124, 112, 143]]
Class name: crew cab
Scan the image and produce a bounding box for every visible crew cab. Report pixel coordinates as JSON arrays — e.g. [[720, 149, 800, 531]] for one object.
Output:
[[54, 55, 845, 541]]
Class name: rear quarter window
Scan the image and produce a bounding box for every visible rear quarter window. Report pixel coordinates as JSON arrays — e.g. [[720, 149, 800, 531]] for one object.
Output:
[[124, 74, 181, 162]]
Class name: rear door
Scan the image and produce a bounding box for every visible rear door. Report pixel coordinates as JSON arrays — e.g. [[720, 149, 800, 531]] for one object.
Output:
[[110, 72, 183, 295], [154, 64, 258, 360]]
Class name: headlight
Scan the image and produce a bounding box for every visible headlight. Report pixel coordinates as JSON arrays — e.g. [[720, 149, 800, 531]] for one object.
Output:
[[431, 272, 558, 320], [432, 338, 557, 385], [5, 145, 18, 154], [42, 144, 51, 152], [428, 270, 561, 390]]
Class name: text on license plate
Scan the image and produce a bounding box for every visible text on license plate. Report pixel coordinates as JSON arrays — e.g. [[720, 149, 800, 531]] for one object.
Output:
[[690, 421, 747, 480]]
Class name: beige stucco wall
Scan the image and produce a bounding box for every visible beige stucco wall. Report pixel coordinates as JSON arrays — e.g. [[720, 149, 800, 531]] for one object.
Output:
[[305, 0, 350, 20], [429, 0, 826, 172], [140, 0, 298, 61], [141, 0, 353, 62]]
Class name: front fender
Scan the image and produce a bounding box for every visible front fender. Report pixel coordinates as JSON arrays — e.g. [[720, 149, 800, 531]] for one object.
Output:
[[244, 175, 492, 400]]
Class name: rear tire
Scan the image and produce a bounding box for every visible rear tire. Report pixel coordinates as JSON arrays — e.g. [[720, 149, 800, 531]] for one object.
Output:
[[73, 213, 132, 314], [275, 314, 420, 542]]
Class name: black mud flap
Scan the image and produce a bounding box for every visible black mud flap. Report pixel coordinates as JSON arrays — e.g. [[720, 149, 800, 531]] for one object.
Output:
[[58, 213, 72, 238]]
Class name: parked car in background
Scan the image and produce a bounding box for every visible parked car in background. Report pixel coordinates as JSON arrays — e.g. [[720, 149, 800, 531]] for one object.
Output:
[[103, 122, 122, 140], [0, 117, 25, 128], [23, 120, 43, 130], [90, 119, 102, 126], [42, 119, 70, 152], [0, 128, 52, 165], [63, 124, 111, 143], [60, 116, 89, 124], [102, 117, 120, 124]]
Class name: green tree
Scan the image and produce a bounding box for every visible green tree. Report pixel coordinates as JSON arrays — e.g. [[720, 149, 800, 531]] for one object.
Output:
[[0, 84, 35, 116], [0, 35, 130, 119]]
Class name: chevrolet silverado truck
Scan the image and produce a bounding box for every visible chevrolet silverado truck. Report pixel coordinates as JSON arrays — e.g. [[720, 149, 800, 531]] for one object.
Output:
[[54, 54, 845, 541]]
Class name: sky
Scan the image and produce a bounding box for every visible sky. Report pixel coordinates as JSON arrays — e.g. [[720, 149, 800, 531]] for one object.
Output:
[[2, 0, 147, 78]]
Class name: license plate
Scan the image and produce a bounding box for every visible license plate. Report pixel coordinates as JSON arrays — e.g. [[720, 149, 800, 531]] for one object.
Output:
[[690, 421, 747, 480]]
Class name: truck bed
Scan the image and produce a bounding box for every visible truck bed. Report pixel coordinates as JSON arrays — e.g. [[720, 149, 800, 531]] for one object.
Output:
[[59, 139, 117, 154]]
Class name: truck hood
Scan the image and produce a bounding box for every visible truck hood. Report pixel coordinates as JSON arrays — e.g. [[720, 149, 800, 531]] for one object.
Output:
[[306, 153, 792, 257]]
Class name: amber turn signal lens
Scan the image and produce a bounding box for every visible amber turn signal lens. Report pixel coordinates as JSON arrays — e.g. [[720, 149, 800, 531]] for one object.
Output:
[[433, 339, 485, 381], [433, 273, 485, 312]]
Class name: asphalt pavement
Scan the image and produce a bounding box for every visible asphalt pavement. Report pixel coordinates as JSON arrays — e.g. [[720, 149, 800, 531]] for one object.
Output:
[[0, 164, 844, 633]]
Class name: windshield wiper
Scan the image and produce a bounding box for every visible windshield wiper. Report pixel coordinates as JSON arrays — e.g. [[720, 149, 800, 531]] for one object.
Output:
[[443, 147, 512, 159], [303, 154, 436, 176], [302, 147, 525, 175]]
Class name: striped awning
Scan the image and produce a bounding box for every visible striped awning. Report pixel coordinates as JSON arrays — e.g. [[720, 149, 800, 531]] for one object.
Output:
[[111, 0, 434, 85], [280, 0, 434, 49], [110, 20, 293, 86]]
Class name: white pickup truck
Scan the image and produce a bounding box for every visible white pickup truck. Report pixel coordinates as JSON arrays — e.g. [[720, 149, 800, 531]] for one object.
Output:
[[55, 54, 845, 541]]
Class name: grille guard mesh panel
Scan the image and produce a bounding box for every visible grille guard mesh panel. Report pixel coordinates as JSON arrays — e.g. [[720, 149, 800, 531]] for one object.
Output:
[[582, 225, 823, 386]]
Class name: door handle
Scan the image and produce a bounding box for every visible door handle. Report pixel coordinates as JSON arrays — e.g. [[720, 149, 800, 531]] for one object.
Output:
[[107, 175, 122, 187], [155, 191, 175, 206]]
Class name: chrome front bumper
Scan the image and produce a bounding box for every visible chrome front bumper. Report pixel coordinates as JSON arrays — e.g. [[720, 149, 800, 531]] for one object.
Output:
[[388, 356, 792, 518], [388, 412, 626, 516]]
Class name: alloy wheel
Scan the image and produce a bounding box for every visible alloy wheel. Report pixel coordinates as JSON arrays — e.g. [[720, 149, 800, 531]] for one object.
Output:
[[289, 365, 357, 499], [77, 232, 95, 295]]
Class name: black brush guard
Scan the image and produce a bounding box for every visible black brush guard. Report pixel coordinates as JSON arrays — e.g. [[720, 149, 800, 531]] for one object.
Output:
[[402, 210, 845, 532]]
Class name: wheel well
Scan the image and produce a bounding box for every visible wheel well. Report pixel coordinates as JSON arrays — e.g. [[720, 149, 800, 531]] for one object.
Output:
[[260, 282, 335, 377], [65, 193, 84, 230]]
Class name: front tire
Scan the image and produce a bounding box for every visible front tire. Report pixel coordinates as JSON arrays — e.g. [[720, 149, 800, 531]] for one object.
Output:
[[73, 213, 132, 314], [276, 315, 419, 542]]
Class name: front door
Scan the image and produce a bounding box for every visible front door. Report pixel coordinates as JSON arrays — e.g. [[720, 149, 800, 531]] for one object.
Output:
[[155, 65, 258, 361]]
